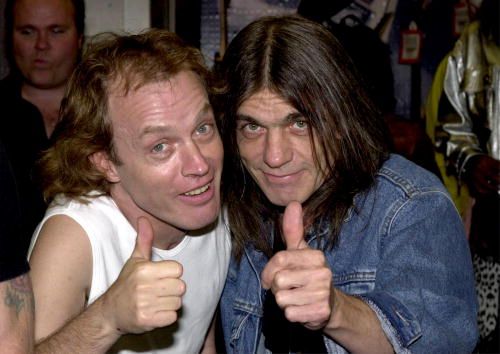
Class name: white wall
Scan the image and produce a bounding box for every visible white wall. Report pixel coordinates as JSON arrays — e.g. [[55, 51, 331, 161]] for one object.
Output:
[[85, 0, 151, 36]]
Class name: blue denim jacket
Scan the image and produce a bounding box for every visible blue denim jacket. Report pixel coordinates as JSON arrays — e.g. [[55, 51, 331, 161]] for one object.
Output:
[[220, 155, 478, 354]]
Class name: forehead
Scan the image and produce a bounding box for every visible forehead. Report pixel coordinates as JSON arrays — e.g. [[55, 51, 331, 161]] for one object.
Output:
[[237, 89, 296, 121], [106, 71, 208, 128], [14, 0, 76, 26]]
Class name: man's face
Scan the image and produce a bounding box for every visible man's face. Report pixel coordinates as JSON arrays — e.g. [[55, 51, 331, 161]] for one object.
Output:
[[12, 0, 82, 89], [106, 71, 223, 234], [236, 89, 326, 206]]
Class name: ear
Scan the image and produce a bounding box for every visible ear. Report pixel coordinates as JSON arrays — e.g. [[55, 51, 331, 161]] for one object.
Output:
[[89, 151, 120, 183]]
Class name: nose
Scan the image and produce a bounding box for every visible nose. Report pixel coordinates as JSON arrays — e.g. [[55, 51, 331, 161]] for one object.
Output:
[[35, 31, 50, 50], [263, 128, 292, 168], [181, 141, 210, 177]]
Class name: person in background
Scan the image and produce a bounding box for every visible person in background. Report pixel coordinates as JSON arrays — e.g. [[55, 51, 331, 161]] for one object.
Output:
[[0, 0, 85, 254], [426, 0, 500, 351], [28, 29, 230, 353], [216, 15, 478, 353], [0, 139, 34, 354]]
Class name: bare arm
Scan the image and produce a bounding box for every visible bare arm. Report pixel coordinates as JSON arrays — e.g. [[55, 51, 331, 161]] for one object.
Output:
[[323, 289, 393, 353], [30, 215, 120, 353], [200, 316, 217, 354], [0, 273, 34, 354], [30, 215, 185, 354], [34, 299, 122, 354]]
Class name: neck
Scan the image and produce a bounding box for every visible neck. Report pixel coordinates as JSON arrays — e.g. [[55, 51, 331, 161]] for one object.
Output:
[[21, 83, 67, 138], [110, 188, 186, 250]]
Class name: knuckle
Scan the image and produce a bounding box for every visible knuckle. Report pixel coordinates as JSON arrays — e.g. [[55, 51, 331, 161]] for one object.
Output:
[[274, 291, 286, 306], [312, 250, 326, 263], [284, 306, 297, 323], [135, 309, 150, 326], [173, 296, 182, 310], [274, 271, 287, 288], [165, 311, 178, 325], [177, 279, 186, 295], [167, 261, 183, 277], [274, 251, 288, 267], [133, 262, 150, 278], [318, 267, 332, 280]]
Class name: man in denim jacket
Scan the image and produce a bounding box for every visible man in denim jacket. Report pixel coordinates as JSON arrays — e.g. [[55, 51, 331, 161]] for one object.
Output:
[[216, 15, 478, 353]]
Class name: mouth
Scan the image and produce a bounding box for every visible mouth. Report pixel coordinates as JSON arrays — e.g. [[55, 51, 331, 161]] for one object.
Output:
[[261, 170, 304, 186], [33, 59, 51, 68], [183, 183, 210, 196]]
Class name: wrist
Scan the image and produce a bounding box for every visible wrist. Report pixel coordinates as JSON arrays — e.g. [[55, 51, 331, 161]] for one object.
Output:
[[324, 288, 345, 333], [91, 294, 124, 340]]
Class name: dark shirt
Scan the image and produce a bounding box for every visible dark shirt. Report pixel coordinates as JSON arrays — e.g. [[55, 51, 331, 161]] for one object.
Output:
[[0, 75, 51, 256], [0, 139, 29, 281], [262, 226, 327, 354]]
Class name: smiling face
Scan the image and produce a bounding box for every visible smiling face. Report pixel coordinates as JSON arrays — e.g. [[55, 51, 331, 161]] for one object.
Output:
[[12, 0, 82, 89], [236, 89, 326, 206], [100, 71, 223, 238]]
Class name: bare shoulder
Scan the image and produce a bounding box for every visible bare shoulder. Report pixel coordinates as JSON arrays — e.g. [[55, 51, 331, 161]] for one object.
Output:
[[30, 214, 92, 284]]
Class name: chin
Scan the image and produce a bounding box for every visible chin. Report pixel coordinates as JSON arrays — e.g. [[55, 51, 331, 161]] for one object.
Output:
[[267, 193, 309, 207], [267, 196, 292, 207], [180, 207, 220, 231]]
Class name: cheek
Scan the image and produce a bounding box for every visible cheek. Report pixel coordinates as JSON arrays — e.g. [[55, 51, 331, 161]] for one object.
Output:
[[237, 139, 262, 165], [12, 39, 30, 57], [57, 40, 80, 60], [213, 138, 224, 163]]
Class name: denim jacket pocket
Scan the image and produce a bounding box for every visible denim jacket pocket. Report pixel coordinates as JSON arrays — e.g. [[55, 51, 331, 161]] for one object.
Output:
[[334, 270, 377, 294], [228, 298, 264, 354]]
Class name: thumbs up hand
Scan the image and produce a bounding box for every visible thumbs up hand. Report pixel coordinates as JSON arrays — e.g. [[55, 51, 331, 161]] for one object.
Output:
[[102, 217, 185, 335], [261, 201, 333, 331]]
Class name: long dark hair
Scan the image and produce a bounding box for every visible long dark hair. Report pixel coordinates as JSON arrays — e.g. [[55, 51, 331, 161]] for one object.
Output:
[[215, 15, 389, 259]]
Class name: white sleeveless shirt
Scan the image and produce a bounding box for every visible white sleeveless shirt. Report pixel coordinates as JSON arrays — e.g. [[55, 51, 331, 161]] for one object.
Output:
[[29, 194, 231, 354]]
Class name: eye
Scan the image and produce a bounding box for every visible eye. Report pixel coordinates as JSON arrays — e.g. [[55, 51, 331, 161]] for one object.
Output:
[[18, 28, 34, 36], [196, 123, 212, 135], [238, 122, 264, 139], [241, 123, 263, 133], [246, 123, 260, 131], [152, 143, 167, 153], [51, 27, 66, 34], [292, 120, 308, 129], [290, 119, 309, 135]]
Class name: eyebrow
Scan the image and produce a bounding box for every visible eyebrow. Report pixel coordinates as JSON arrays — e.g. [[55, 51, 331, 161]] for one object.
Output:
[[15, 23, 70, 30], [141, 102, 213, 136], [236, 112, 304, 124]]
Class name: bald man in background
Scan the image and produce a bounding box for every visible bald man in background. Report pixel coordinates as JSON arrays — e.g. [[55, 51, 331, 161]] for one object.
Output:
[[0, 0, 85, 254]]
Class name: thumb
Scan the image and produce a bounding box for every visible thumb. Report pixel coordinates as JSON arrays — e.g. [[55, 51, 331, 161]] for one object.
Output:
[[282, 201, 308, 250], [131, 217, 154, 260]]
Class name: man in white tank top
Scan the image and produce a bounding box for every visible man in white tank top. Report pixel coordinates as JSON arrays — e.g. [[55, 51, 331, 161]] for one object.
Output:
[[28, 30, 230, 353]]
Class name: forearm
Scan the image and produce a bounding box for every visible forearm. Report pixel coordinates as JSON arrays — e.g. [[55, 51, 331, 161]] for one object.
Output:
[[324, 289, 393, 354], [200, 317, 217, 354], [35, 296, 121, 354], [0, 274, 34, 354]]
